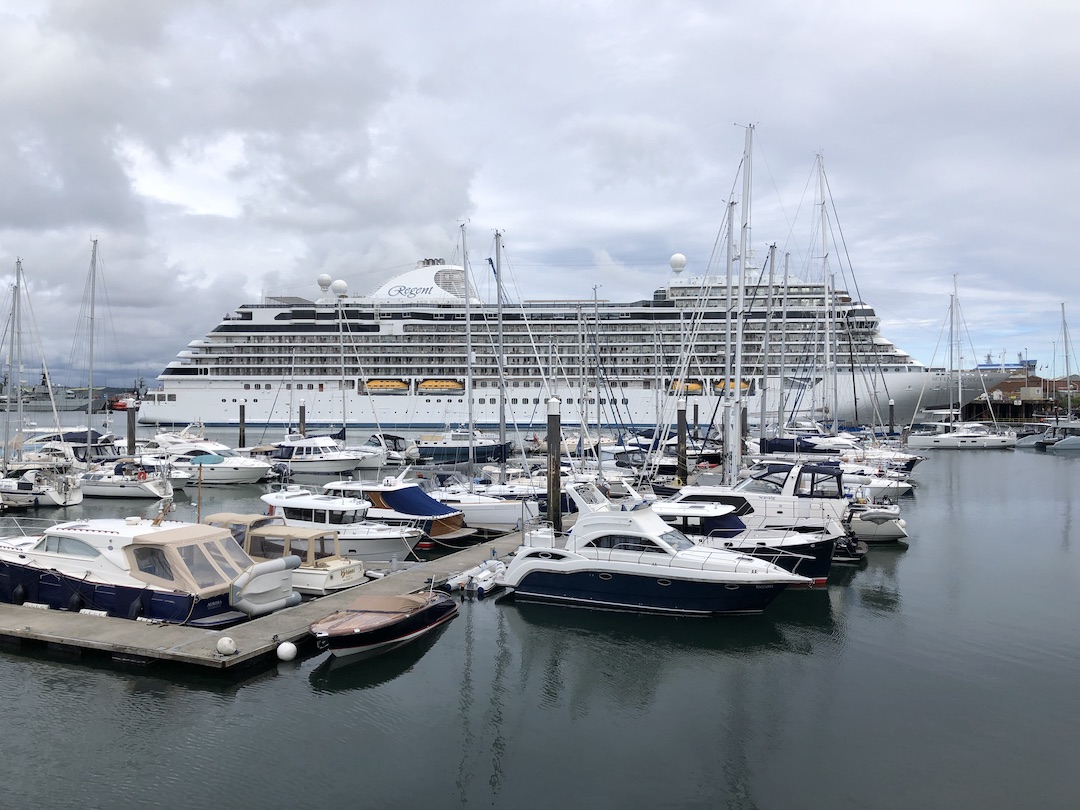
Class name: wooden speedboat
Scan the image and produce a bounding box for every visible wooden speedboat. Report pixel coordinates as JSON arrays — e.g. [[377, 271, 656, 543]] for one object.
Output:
[[310, 591, 458, 659]]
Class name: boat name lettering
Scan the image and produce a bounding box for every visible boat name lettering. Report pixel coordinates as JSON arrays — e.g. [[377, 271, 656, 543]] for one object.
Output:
[[387, 285, 435, 298], [340, 568, 356, 578]]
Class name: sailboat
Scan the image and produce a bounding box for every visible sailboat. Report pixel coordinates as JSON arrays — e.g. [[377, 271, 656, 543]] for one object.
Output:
[[71, 241, 174, 498], [0, 259, 84, 507], [1047, 304, 1080, 454], [906, 278, 1016, 450]]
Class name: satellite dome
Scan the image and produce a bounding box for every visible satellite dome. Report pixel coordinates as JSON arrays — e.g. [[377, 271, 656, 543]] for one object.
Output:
[[330, 279, 348, 297], [317, 274, 333, 292], [669, 253, 687, 274]]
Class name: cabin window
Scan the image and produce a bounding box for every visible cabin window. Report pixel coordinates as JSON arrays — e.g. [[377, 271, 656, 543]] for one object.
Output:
[[204, 541, 242, 578], [132, 547, 175, 581], [41, 535, 101, 558], [587, 534, 664, 553], [178, 544, 227, 588]]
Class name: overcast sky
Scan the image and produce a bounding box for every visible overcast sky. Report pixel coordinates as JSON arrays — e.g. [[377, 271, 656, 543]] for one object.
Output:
[[2, 0, 1077, 389]]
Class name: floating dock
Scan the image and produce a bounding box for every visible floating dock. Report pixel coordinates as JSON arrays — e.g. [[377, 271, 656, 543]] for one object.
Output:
[[0, 533, 524, 674]]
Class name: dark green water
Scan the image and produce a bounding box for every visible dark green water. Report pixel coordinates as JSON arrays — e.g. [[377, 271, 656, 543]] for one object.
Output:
[[1, 449, 1078, 808]]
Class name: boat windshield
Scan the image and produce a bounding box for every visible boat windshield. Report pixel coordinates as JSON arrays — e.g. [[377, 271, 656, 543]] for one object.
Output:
[[733, 476, 783, 494], [177, 543, 231, 588], [660, 528, 695, 551]]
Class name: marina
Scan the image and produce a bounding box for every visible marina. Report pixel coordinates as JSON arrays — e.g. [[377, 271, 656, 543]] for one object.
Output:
[[0, 530, 521, 670], [0, 448, 1077, 808]]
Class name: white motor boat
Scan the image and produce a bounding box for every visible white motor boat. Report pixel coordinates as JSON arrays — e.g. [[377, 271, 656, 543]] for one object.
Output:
[[496, 481, 808, 614], [204, 512, 368, 596], [162, 446, 273, 484], [323, 471, 477, 548], [250, 434, 361, 476], [260, 485, 423, 562], [414, 471, 540, 533], [658, 462, 909, 542]]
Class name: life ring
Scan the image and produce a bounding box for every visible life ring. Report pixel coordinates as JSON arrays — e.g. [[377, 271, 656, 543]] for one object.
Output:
[[137, 470, 148, 482]]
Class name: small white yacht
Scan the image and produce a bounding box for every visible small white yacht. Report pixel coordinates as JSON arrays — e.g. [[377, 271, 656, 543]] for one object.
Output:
[[250, 434, 361, 476], [204, 513, 368, 596], [260, 485, 423, 562], [323, 471, 477, 548]]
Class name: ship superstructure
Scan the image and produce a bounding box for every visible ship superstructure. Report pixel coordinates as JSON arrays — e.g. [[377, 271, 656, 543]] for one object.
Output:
[[139, 260, 1006, 430]]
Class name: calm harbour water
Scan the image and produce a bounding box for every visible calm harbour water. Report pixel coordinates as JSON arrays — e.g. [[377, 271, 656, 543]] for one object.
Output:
[[1, 438, 1078, 809]]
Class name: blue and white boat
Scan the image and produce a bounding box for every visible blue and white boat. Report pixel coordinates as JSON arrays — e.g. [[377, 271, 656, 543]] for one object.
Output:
[[0, 516, 301, 627], [495, 481, 808, 615]]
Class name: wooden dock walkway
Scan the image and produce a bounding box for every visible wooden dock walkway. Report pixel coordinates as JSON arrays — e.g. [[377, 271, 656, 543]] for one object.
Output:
[[0, 532, 525, 673]]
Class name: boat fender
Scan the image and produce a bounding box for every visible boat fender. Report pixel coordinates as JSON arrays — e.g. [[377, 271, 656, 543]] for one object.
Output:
[[68, 593, 85, 612], [11, 584, 26, 605], [128, 599, 144, 620]]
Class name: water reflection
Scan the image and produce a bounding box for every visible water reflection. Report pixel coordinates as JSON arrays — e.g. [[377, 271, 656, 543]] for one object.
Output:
[[307, 623, 451, 692], [499, 586, 841, 662], [854, 544, 907, 615]]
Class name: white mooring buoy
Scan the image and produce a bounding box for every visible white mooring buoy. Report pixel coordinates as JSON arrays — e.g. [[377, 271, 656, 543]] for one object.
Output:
[[277, 641, 298, 662]]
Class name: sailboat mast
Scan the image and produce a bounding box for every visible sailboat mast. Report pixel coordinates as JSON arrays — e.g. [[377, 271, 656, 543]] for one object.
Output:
[[777, 252, 789, 428], [724, 200, 735, 394], [338, 287, 347, 440], [727, 123, 752, 484], [5, 260, 23, 472], [495, 230, 506, 479], [87, 239, 98, 464], [953, 274, 960, 419], [759, 243, 776, 438], [1064, 302, 1072, 418], [461, 224, 475, 474], [818, 153, 837, 433]]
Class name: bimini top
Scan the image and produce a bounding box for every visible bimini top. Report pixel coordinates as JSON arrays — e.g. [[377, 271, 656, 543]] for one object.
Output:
[[366, 259, 481, 305]]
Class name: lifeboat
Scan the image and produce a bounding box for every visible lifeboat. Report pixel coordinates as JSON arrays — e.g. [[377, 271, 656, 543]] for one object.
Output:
[[364, 379, 409, 394], [669, 381, 703, 395], [417, 379, 465, 394], [713, 380, 751, 393]]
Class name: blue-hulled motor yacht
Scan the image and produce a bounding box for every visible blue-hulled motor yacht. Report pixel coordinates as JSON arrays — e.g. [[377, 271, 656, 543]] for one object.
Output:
[[0, 516, 301, 627], [495, 481, 808, 615]]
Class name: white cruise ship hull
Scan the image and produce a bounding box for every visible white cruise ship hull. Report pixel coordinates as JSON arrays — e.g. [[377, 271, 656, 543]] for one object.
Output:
[[139, 367, 1002, 431], [137, 260, 1011, 432]]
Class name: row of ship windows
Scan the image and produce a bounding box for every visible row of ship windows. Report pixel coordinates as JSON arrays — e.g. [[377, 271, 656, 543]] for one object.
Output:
[[210, 397, 634, 406]]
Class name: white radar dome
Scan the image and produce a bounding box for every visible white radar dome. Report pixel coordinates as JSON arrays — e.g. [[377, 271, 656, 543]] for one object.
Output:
[[330, 279, 348, 297], [669, 253, 687, 274], [317, 274, 333, 292]]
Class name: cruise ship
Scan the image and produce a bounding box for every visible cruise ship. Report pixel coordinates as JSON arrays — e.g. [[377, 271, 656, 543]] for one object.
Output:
[[138, 260, 1010, 431]]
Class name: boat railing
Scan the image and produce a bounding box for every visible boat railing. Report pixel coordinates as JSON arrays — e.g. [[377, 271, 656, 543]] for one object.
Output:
[[0, 515, 64, 539]]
